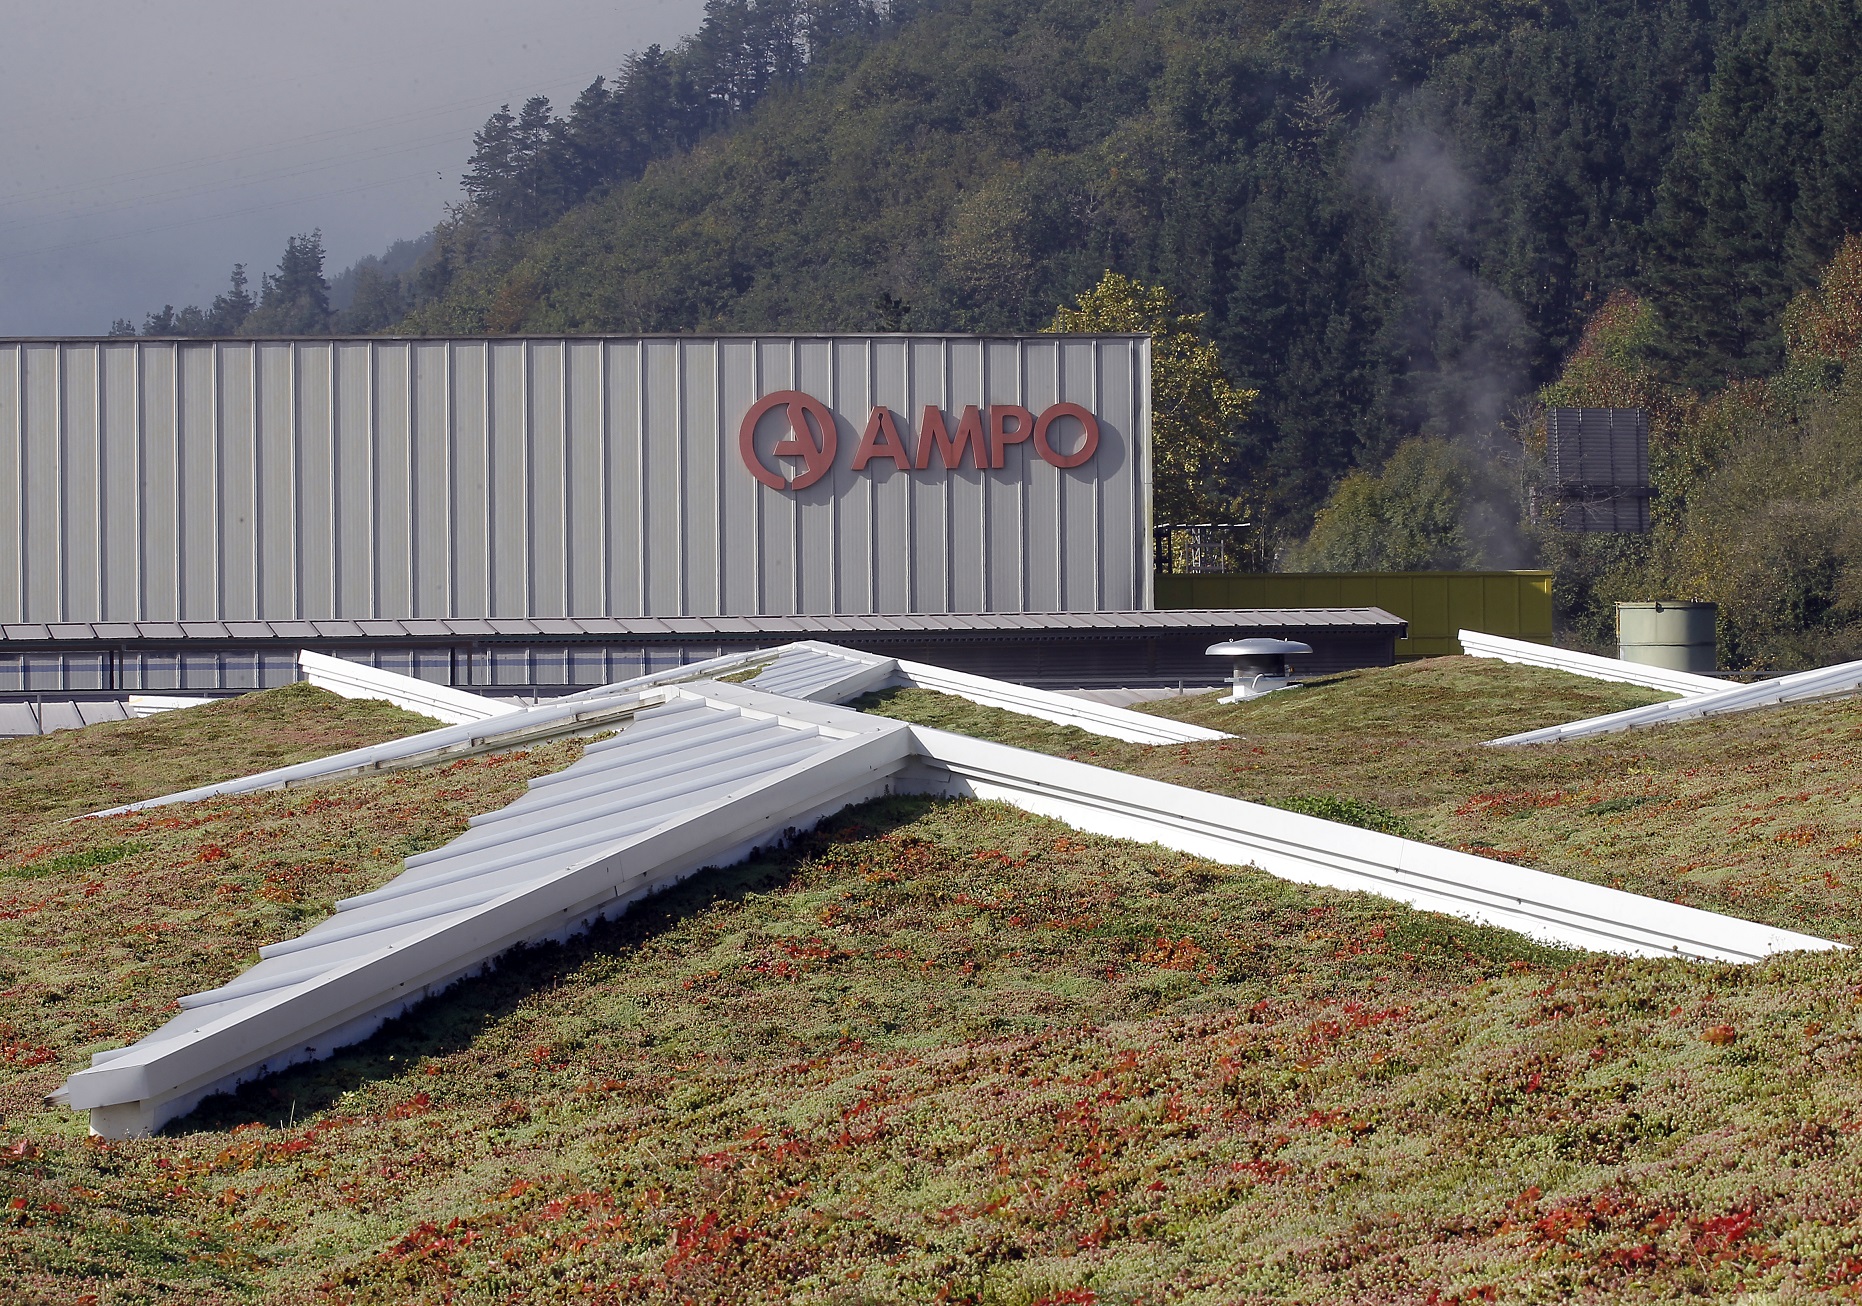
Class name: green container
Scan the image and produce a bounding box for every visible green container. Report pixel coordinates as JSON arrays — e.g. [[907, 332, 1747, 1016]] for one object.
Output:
[[1152, 571, 1554, 659], [1616, 601, 1717, 673]]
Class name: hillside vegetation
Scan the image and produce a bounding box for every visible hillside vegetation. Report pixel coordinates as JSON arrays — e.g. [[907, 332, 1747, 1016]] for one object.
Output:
[[399, 0, 1862, 666], [388, 0, 1855, 521], [5, 666, 1862, 1301], [118, 0, 1862, 664]]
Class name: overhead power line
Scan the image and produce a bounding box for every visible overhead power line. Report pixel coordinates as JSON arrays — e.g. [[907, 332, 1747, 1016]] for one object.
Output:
[[0, 173, 439, 265], [0, 52, 629, 215], [0, 131, 469, 239]]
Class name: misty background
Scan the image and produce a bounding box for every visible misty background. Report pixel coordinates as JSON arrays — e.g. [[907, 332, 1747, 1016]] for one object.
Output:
[[0, 0, 708, 335]]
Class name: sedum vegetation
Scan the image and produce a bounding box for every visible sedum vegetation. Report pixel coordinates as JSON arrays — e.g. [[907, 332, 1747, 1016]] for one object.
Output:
[[869, 656, 1862, 942], [5, 664, 1862, 1301]]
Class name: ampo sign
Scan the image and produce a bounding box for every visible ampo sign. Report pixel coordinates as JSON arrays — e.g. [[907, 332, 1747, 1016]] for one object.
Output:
[[739, 391, 1101, 491]]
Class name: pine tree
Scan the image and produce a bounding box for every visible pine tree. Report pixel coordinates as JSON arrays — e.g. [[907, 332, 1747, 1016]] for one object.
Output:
[[242, 232, 332, 335], [208, 264, 255, 336], [463, 105, 522, 234], [1645, 0, 1862, 386], [139, 306, 180, 336]]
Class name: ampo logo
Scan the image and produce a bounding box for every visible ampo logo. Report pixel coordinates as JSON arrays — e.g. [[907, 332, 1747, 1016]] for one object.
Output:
[[737, 390, 839, 491], [740, 392, 1099, 490]]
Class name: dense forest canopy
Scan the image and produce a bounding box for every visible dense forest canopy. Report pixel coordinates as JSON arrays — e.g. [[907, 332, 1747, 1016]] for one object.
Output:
[[119, 0, 1862, 666]]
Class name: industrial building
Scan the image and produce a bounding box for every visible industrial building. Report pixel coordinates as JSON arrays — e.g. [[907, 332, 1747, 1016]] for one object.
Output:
[[0, 333, 1403, 718]]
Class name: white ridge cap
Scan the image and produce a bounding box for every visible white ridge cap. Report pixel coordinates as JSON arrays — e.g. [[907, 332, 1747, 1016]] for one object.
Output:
[[1491, 653, 1862, 745], [1459, 629, 1725, 697], [891, 658, 1230, 744], [562, 641, 1231, 745], [297, 649, 519, 724], [85, 688, 665, 817]]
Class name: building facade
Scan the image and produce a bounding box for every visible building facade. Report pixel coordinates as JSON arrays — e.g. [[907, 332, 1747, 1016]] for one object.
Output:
[[0, 334, 1152, 625]]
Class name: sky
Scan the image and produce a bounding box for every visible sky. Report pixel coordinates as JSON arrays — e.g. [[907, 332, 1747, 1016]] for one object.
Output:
[[0, 0, 710, 336]]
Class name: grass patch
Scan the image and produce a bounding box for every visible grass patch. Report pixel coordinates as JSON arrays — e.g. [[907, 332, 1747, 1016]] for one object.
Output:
[[1, 841, 148, 880], [1138, 655, 1673, 742], [0, 735, 593, 1130], [0, 681, 441, 842], [1267, 794, 1422, 839], [1586, 794, 1660, 815], [4, 794, 1860, 1303]]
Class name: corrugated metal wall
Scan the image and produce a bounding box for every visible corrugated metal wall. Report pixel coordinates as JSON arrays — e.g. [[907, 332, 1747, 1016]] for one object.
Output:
[[0, 335, 1151, 622]]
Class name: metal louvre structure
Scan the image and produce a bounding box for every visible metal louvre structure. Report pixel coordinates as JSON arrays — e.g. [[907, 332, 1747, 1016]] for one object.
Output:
[[0, 334, 1150, 624], [1544, 407, 1651, 533], [57, 645, 1841, 1137], [1547, 407, 1649, 489]]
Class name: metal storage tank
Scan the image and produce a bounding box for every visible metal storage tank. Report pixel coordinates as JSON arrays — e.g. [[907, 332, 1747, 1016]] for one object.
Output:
[[1616, 601, 1717, 673], [0, 334, 1152, 624]]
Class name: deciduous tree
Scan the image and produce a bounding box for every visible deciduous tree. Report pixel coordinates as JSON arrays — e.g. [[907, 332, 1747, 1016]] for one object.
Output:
[[1046, 272, 1256, 523]]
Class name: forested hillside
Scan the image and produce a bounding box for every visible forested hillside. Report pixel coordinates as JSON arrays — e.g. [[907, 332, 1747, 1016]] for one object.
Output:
[[390, 0, 1859, 530], [121, 0, 1862, 663]]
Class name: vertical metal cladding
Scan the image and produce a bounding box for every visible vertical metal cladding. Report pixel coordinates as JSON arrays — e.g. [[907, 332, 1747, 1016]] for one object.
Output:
[[0, 335, 1150, 622]]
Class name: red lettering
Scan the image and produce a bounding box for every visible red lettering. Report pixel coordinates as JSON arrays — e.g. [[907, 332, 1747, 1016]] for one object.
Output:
[[988, 404, 1035, 468], [851, 406, 912, 470], [745, 394, 1100, 485], [1033, 402, 1100, 469], [913, 405, 986, 470]]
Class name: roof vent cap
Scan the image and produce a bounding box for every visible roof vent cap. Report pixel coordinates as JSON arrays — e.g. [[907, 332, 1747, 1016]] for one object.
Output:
[[1206, 638, 1312, 702]]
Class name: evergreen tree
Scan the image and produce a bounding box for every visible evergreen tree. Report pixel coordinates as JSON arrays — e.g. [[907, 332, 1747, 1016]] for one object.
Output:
[[111, 0, 1862, 560], [243, 232, 332, 335], [462, 104, 523, 234], [208, 264, 255, 335], [1645, 0, 1862, 386], [119, 265, 254, 338]]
